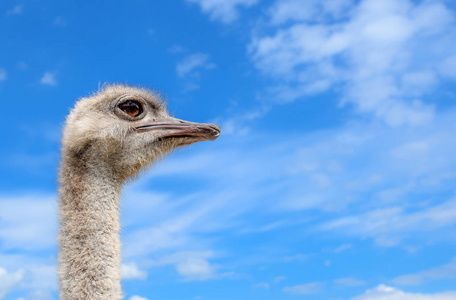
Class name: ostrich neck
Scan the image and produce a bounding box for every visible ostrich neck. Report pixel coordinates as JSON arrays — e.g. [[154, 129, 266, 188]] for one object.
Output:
[[58, 154, 122, 300]]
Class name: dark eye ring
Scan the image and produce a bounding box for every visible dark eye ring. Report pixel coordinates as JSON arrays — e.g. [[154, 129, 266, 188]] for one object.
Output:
[[118, 100, 143, 117]]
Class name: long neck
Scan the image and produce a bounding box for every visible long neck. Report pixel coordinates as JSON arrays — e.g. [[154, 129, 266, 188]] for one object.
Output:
[[58, 152, 122, 300]]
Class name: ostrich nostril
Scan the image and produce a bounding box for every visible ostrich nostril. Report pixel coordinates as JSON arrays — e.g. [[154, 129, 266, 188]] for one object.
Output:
[[211, 124, 221, 133]]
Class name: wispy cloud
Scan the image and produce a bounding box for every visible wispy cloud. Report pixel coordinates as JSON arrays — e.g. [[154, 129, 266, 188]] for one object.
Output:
[[283, 253, 310, 263], [176, 257, 217, 281], [212, 104, 269, 136], [186, 0, 258, 23], [121, 262, 148, 280], [392, 256, 456, 286], [0, 197, 57, 296], [4, 110, 456, 296], [283, 282, 323, 295], [0, 254, 57, 299], [0, 267, 24, 299], [249, 0, 456, 126], [439, 55, 456, 79], [269, 0, 354, 25], [352, 284, 456, 300], [141, 251, 220, 281], [319, 197, 456, 247], [168, 44, 185, 54], [252, 282, 269, 289], [176, 53, 215, 91], [334, 277, 366, 287], [40, 72, 58, 86], [334, 244, 352, 253], [7, 5, 23, 15], [4, 109, 456, 297], [129, 296, 148, 300], [0, 68, 6, 81], [120, 107, 456, 257], [0, 195, 57, 251], [176, 53, 215, 77], [2, 0, 456, 299]]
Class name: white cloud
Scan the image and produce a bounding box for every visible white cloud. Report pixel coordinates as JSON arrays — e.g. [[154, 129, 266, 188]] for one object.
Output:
[[392, 256, 456, 286], [334, 244, 352, 253], [176, 258, 217, 281], [125, 249, 220, 282], [0, 68, 6, 81], [40, 72, 57, 86], [121, 189, 228, 258], [5, 108, 455, 293], [0, 195, 57, 251], [129, 296, 148, 300], [211, 104, 269, 136], [120, 262, 147, 280], [186, 0, 258, 23], [2, 3, 455, 298], [283, 282, 323, 295], [11, 81, 450, 297], [0, 267, 24, 299], [0, 195, 57, 298], [176, 53, 215, 91], [352, 284, 456, 300], [439, 55, 456, 79], [7, 5, 23, 15], [238, 219, 292, 234], [269, 0, 354, 25], [252, 282, 270, 289], [249, 0, 456, 126], [176, 53, 215, 78], [119, 106, 456, 257], [8, 152, 58, 170], [334, 277, 366, 287], [283, 253, 310, 263], [3, 89, 456, 299], [123, 224, 190, 258], [0, 254, 57, 298], [168, 44, 185, 54], [319, 197, 456, 247]]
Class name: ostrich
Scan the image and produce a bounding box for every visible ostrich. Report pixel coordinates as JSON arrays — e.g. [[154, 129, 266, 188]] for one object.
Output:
[[58, 84, 220, 300]]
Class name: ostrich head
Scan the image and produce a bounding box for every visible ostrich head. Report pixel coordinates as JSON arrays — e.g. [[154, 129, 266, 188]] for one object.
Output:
[[62, 84, 220, 181]]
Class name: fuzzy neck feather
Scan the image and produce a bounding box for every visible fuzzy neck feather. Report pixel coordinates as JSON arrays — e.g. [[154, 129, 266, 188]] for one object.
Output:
[[58, 148, 123, 300]]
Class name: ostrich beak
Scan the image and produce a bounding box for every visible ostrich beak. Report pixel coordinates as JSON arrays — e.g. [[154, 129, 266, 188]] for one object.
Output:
[[135, 119, 221, 141]]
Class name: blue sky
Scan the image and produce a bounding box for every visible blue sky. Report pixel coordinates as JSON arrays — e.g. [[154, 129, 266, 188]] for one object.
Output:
[[1, 0, 456, 299]]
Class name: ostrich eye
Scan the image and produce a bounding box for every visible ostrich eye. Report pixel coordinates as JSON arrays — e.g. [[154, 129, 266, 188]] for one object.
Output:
[[119, 100, 143, 117]]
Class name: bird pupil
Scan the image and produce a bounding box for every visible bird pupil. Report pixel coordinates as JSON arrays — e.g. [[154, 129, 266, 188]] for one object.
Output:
[[119, 100, 142, 117]]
